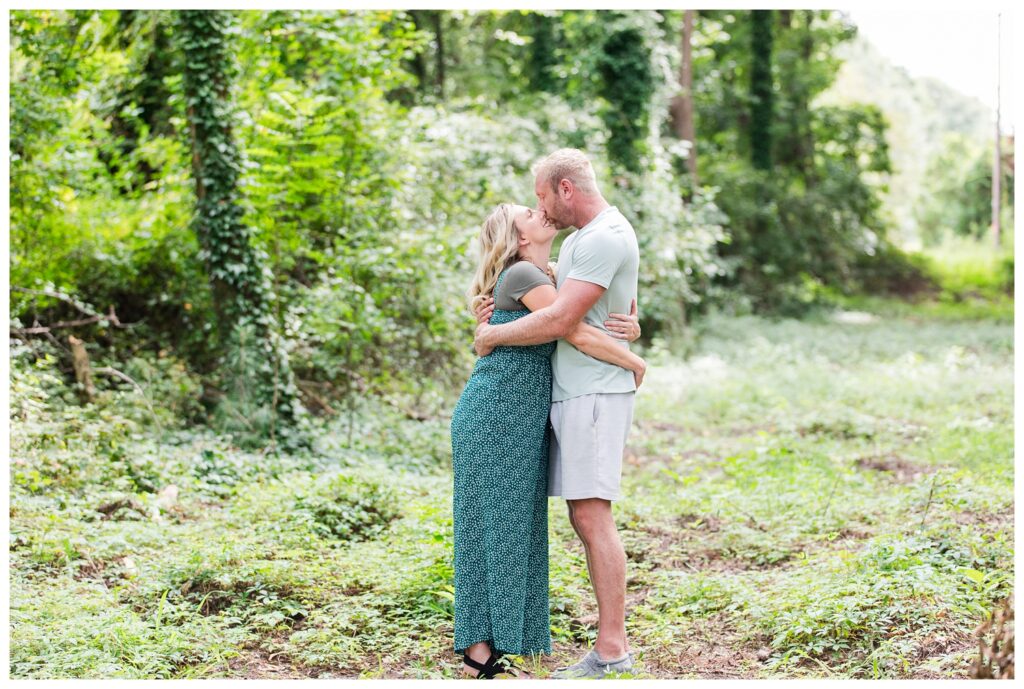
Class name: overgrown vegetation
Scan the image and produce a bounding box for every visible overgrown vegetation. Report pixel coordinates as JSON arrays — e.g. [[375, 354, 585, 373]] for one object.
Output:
[[10, 290, 1012, 678]]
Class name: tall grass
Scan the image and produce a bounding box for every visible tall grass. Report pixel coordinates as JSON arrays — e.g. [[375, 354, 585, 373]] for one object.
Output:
[[922, 234, 1014, 300]]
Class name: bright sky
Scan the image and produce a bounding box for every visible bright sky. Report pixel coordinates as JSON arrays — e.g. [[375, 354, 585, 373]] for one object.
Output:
[[845, 9, 1015, 131]]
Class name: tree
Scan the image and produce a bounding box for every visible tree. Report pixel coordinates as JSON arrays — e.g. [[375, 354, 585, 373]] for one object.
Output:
[[749, 9, 774, 171], [527, 11, 558, 92], [992, 13, 1002, 247], [178, 9, 305, 447], [407, 10, 446, 99], [597, 12, 657, 173], [669, 10, 698, 183]]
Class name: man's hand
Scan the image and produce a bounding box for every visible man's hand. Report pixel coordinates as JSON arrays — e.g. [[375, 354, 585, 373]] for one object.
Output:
[[474, 296, 495, 325], [474, 322, 495, 357], [633, 358, 647, 389], [606, 298, 640, 341]]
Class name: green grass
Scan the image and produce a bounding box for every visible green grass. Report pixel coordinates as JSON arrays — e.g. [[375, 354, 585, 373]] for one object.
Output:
[[9, 295, 1014, 678], [922, 234, 1014, 300]]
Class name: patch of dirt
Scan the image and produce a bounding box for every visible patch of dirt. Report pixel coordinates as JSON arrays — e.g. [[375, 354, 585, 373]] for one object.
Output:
[[952, 504, 1014, 530], [675, 512, 724, 532], [669, 548, 793, 574], [626, 522, 790, 574], [96, 497, 149, 521], [72, 554, 139, 587], [227, 643, 318, 679], [160, 498, 226, 523], [640, 614, 765, 678], [799, 420, 875, 440], [855, 454, 936, 483], [341, 582, 374, 596], [627, 516, 881, 575], [834, 525, 873, 540], [909, 630, 977, 679]]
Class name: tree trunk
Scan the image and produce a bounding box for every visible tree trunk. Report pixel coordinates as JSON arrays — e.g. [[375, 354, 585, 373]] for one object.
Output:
[[528, 12, 557, 92], [69, 335, 96, 403], [750, 10, 774, 171], [433, 11, 445, 99], [406, 11, 429, 93], [669, 10, 698, 183]]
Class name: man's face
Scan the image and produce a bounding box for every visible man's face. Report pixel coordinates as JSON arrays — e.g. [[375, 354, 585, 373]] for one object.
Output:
[[535, 175, 572, 230]]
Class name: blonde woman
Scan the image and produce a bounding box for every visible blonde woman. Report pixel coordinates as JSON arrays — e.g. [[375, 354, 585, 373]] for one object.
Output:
[[450, 203, 643, 679]]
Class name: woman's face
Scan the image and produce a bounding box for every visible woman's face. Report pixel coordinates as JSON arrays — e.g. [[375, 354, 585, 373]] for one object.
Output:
[[514, 205, 557, 250]]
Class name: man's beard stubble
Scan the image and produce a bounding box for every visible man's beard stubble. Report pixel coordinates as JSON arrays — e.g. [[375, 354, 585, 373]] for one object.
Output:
[[550, 199, 573, 230]]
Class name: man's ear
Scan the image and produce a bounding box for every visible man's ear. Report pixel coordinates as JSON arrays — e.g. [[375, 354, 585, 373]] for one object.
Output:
[[559, 178, 573, 200]]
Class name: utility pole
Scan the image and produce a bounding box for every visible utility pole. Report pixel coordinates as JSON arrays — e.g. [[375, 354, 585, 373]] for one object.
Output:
[[992, 13, 1002, 248]]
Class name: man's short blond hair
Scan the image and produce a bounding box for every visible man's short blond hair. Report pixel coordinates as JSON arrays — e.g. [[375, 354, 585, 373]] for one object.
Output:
[[532, 148, 599, 195]]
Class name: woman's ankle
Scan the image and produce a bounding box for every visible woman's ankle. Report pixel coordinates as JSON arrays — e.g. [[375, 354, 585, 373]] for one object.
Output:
[[462, 642, 493, 676], [466, 642, 493, 663]]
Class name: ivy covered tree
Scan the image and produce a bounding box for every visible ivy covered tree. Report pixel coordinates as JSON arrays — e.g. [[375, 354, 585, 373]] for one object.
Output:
[[178, 9, 306, 448], [527, 12, 559, 93], [597, 12, 657, 174], [749, 10, 774, 171]]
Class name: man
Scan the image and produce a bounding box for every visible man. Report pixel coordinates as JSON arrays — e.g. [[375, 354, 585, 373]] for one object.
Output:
[[473, 148, 641, 679]]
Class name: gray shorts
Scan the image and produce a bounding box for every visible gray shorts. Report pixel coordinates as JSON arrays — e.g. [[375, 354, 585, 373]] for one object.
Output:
[[548, 392, 635, 501]]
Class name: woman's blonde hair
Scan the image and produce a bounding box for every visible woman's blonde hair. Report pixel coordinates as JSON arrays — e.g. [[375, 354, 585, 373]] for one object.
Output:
[[467, 204, 521, 314]]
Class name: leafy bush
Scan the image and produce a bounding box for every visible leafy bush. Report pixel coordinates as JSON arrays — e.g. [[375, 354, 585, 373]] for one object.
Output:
[[759, 526, 1013, 676], [294, 473, 399, 543], [849, 242, 935, 298]]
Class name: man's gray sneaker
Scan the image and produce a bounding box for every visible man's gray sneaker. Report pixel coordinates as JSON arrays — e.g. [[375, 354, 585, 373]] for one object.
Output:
[[551, 649, 635, 679]]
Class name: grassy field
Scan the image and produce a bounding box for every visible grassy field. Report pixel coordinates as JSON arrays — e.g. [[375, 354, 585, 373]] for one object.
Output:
[[8, 297, 1014, 679]]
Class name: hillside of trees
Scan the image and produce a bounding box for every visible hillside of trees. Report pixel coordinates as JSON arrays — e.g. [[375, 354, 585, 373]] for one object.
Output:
[[825, 33, 1007, 246]]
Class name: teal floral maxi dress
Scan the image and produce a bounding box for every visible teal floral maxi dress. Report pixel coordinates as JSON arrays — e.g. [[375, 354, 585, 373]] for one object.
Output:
[[450, 266, 555, 657]]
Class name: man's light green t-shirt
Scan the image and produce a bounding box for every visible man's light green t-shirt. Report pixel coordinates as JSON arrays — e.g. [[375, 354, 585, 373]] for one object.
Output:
[[552, 206, 640, 402]]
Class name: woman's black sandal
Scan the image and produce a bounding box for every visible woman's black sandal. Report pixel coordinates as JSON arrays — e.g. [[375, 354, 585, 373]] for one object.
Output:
[[462, 651, 521, 679]]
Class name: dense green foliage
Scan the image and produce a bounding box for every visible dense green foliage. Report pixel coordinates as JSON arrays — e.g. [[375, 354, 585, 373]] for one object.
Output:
[[693, 11, 900, 311], [12, 8, 1010, 423], [916, 134, 1015, 246]]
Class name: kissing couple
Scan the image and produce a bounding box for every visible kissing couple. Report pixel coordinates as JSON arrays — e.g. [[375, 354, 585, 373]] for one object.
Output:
[[451, 148, 644, 679]]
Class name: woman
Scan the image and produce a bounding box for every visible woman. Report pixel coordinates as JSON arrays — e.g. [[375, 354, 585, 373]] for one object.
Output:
[[450, 203, 644, 679]]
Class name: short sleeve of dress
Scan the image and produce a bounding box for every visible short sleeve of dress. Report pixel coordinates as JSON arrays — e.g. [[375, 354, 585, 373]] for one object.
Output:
[[495, 261, 554, 310]]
